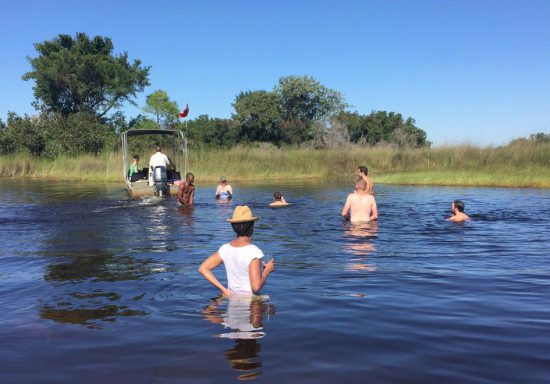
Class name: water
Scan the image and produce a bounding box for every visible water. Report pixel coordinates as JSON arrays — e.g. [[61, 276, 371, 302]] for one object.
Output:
[[1, 180, 549, 383]]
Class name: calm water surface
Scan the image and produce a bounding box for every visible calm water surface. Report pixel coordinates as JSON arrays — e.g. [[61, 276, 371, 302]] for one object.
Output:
[[1, 180, 549, 383]]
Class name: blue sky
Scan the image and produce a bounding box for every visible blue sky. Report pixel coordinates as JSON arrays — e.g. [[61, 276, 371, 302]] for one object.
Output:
[[1, 0, 549, 145]]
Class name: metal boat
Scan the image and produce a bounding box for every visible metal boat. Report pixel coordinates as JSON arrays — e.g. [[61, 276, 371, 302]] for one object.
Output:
[[121, 129, 188, 197]]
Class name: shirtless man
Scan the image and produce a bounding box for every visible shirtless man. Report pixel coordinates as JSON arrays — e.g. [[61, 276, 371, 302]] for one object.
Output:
[[177, 173, 195, 206], [269, 192, 290, 207], [215, 176, 233, 199], [447, 200, 469, 222], [357, 165, 374, 195], [342, 180, 378, 223]]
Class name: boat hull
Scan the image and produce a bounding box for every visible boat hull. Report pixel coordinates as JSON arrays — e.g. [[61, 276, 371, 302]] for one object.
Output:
[[125, 179, 178, 197]]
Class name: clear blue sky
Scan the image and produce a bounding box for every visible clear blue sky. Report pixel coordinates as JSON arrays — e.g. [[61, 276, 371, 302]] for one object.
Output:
[[1, 0, 549, 145]]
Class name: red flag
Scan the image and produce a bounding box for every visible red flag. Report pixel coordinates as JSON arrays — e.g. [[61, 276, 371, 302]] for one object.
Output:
[[178, 104, 189, 118]]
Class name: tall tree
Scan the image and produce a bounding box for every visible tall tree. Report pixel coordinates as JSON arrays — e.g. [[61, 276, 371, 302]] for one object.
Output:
[[143, 90, 179, 129], [22, 33, 150, 117], [232, 91, 283, 143], [275, 75, 348, 122]]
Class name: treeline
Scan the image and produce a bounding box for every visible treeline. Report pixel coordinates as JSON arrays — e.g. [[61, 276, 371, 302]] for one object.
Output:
[[0, 32, 429, 158], [6, 31, 545, 160]]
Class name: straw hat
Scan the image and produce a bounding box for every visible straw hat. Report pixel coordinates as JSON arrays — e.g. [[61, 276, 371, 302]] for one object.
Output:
[[227, 205, 259, 223]]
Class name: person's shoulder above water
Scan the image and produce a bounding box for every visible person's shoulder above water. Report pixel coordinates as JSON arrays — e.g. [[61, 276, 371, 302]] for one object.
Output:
[[447, 200, 470, 222], [269, 192, 290, 207]]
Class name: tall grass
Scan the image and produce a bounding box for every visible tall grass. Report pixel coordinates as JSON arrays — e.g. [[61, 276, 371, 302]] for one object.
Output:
[[1, 142, 549, 187]]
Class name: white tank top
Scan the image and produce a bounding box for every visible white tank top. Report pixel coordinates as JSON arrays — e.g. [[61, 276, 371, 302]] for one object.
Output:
[[219, 243, 264, 294]]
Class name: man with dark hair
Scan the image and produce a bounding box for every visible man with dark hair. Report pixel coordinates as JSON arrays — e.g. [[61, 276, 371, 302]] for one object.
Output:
[[357, 165, 374, 195], [177, 172, 195, 206], [199, 205, 275, 295], [269, 192, 289, 207], [447, 200, 470, 222]]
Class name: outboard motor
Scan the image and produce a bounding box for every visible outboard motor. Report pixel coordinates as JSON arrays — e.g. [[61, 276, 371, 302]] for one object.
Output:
[[153, 166, 168, 196]]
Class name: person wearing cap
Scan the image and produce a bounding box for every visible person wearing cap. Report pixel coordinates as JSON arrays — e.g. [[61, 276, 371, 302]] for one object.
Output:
[[198, 205, 275, 296], [215, 176, 233, 199], [447, 200, 470, 222]]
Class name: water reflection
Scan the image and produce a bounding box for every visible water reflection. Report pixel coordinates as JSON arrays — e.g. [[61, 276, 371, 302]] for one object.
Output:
[[343, 222, 378, 272], [203, 295, 275, 380], [40, 290, 147, 329], [40, 250, 169, 328], [177, 205, 195, 226]]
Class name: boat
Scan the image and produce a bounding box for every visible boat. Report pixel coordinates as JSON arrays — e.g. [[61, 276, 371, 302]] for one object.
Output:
[[121, 129, 188, 197]]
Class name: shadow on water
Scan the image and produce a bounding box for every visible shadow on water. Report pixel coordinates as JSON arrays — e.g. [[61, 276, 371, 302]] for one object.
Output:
[[203, 295, 276, 381]]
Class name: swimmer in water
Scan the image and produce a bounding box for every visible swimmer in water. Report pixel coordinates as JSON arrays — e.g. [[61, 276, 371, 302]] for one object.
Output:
[[269, 192, 289, 207], [447, 200, 470, 222], [216, 176, 233, 199]]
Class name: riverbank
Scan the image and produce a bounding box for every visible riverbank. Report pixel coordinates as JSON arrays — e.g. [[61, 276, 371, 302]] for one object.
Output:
[[1, 144, 549, 187]]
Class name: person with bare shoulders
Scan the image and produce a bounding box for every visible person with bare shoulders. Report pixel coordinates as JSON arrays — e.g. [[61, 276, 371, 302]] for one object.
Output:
[[447, 200, 470, 222], [357, 165, 374, 195], [198, 205, 275, 296], [177, 173, 195, 206], [269, 192, 290, 207], [215, 176, 233, 199], [342, 180, 378, 223]]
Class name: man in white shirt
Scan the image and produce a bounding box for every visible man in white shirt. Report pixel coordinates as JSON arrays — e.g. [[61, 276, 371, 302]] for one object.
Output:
[[148, 146, 170, 186]]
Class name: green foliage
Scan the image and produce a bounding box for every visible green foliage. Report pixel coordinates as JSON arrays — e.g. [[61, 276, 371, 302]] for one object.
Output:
[[142, 90, 179, 129], [336, 111, 430, 148], [275, 75, 348, 122], [185, 115, 237, 147], [0, 111, 116, 158], [508, 132, 550, 146], [22, 32, 150, 117], [232, 91, 283, 143]]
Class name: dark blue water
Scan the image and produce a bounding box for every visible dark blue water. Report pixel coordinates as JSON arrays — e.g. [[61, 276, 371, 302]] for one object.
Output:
[[1, 180, 549, 383]]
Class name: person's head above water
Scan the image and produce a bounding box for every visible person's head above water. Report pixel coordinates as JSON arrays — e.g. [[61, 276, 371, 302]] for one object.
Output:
[[453, 200, 465, 212], [273, 192, 283, 201], [220, 176, 227, 184], [355, 179, 367, 192], [186, 172, 194, 182], [358, 165, 368, 177]]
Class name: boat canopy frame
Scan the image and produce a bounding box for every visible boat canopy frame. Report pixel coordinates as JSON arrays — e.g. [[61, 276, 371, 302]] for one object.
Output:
[[121, 129, 188, 181]]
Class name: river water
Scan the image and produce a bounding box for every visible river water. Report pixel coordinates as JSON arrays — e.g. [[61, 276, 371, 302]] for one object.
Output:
[[1, 180, 549, 383]]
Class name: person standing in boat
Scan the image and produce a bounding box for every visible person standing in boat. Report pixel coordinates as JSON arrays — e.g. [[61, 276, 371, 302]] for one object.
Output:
[[216, 176, 233, 199], [148, 146, 171, 186], [178, 173, 195, 206]]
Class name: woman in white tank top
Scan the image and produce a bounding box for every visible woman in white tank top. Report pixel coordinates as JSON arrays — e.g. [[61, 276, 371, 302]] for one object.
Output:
[[199, 206, 275, 296]]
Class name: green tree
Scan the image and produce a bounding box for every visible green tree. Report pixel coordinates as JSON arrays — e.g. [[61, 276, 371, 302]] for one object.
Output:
[[275, 75, 348, 122], [22, 32, 150, 117], [142, 90, 179, 129], [336, 110, 430, 147], [232, 91, 283, 143], [186, 115, 237, 147]]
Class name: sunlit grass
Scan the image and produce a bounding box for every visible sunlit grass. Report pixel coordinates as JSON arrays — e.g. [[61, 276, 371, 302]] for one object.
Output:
[[1, 142, 549, 187]]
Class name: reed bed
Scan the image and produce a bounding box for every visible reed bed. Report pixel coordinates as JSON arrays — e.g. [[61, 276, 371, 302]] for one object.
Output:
[[1, 143, 549, 187]]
